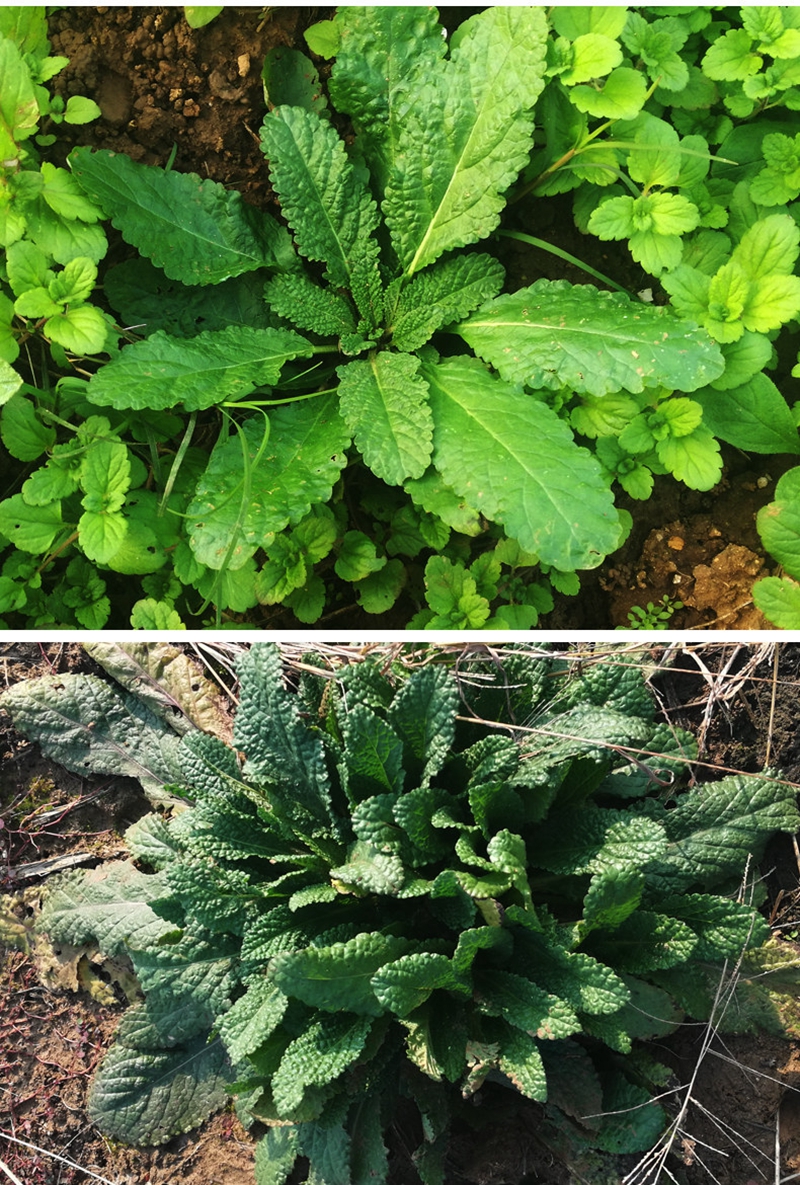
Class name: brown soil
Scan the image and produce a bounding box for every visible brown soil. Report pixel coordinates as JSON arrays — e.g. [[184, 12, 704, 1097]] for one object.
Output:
[[3, 642, 800, 1185]]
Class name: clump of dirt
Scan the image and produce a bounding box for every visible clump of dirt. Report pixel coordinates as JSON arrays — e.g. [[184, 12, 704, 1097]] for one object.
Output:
[[46, 6, 331, 207]]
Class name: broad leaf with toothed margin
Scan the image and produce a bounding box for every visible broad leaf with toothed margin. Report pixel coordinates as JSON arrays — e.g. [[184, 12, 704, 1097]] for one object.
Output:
[[422, 356, 621, 571], [384, 7, 548, 276], [457, 279, 725, 397]]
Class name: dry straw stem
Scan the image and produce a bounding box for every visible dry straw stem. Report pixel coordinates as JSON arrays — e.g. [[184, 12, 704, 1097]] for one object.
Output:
[[0, 1132, 118, 1185]]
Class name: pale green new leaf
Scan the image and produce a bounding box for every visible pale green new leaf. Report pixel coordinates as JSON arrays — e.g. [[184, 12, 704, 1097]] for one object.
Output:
[[758, 468, 800, 581], [754, 576, 800, 628], [260, 104, 380, 291], [696, 372, 800, 455], [1, 673, 184, 803], [0, 493, 62, 552], [384, 7, 548, 275], [38, 860, 174, 957], [337, 352, 433, 486], [458, 279, 725, 397], [423, 357, 620, 571], [269, 932, 410, 1016], [86, 326, 312, 412], [70, 146, 292, 283], [188, 401, 349, 570]]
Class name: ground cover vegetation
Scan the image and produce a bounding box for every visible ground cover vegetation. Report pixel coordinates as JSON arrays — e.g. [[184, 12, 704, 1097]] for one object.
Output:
[[2, 8, 800, 627], [3, 642, 799, 1183]]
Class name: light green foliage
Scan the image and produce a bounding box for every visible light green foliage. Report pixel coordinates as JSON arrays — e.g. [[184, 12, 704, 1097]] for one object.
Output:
[[755, 467, 800, 627], [10, 643, 795, 1176], [2, 5, 800, 627]]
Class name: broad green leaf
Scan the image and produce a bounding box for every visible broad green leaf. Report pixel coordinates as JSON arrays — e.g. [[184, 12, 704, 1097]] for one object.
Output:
[[334, 530, 386, 582], [387, 663, 458, 787], [0, 36, 39, 155], [1, 672, 184, 803], [626, 118, 682, 190], [328, 7, 447, 195], [6, 239, 51, 294], [355, 559, 407, 615], [391, 253, 505, 353], [63, 95, 102, 124], [330, 840, 405, 895], [405, 470, 482, 537], [551, 7, 630, 40], [741, 273, 800, 335], [384, 7, 548, 275], [497, 1027, 547, 1101], [45, 303, 108, 354], [660, 894, 769, 961], [124, 813, 184, 871], [234, 644, 337, 835], [264, 271, 355, 337], [40, 161, 105, 222], [255, 1129, 300, 1185], [187, 400, 349, 570], [709, 332, 773, 391], [559, 33, 622, 85], [48, 256, 97, 304], [371, 952, 467, 1017], [753, 576, 800, 628], [342, 704, 405, 803], [24, 202, 108, 265], [88, 1017, 230, 1145], [570, 67, 647, 121], [70, 146, 292, 283], [271, 1012, 374, 1116], [458, 279, 725, 397], [337, 352, 433, 486], [260, 104, 380, 291], [0, 493, 62, 552], [585, 911, 698, 973], [655, 426, 723, 491], [696, 373, 800, 455], [734, 213, 800, 283], [0, 9, 49, 56], [422, 555, 490, 630], [38, 860, 174, 957], [184, 6, 223, 29], [475, 969, 579, 1040], [757, 467, 800, 580], [130, 599, 186, 630], [270, 932, 409, 1016], [86, 326, 312, 412], [702, 28, 763, 82], [263, 46, 328, 116], [577, 869, 645, 938], [78, 507, 128, 564], [423, 356, 620, 571], [0, 359, 23, 406], [647, 773, 800, 894]]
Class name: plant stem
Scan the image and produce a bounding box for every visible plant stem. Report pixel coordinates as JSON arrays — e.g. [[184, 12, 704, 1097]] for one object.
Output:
[[496, 230, 631, 294]]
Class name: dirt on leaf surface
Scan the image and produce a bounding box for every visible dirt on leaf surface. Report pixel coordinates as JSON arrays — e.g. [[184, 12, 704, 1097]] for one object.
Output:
[[3, 642, 800, 1185]]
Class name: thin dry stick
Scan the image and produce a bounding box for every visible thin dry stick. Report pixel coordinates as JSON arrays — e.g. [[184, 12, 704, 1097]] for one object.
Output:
[[0, 1159, 22, 1185], [765, 643, 781, 769], [0, 1133, 119, 1185]]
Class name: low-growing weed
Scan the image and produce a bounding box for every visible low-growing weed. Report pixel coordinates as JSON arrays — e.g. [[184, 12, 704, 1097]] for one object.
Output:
[[1, 7, 800, 626], [3, 643, 798, 1182]]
